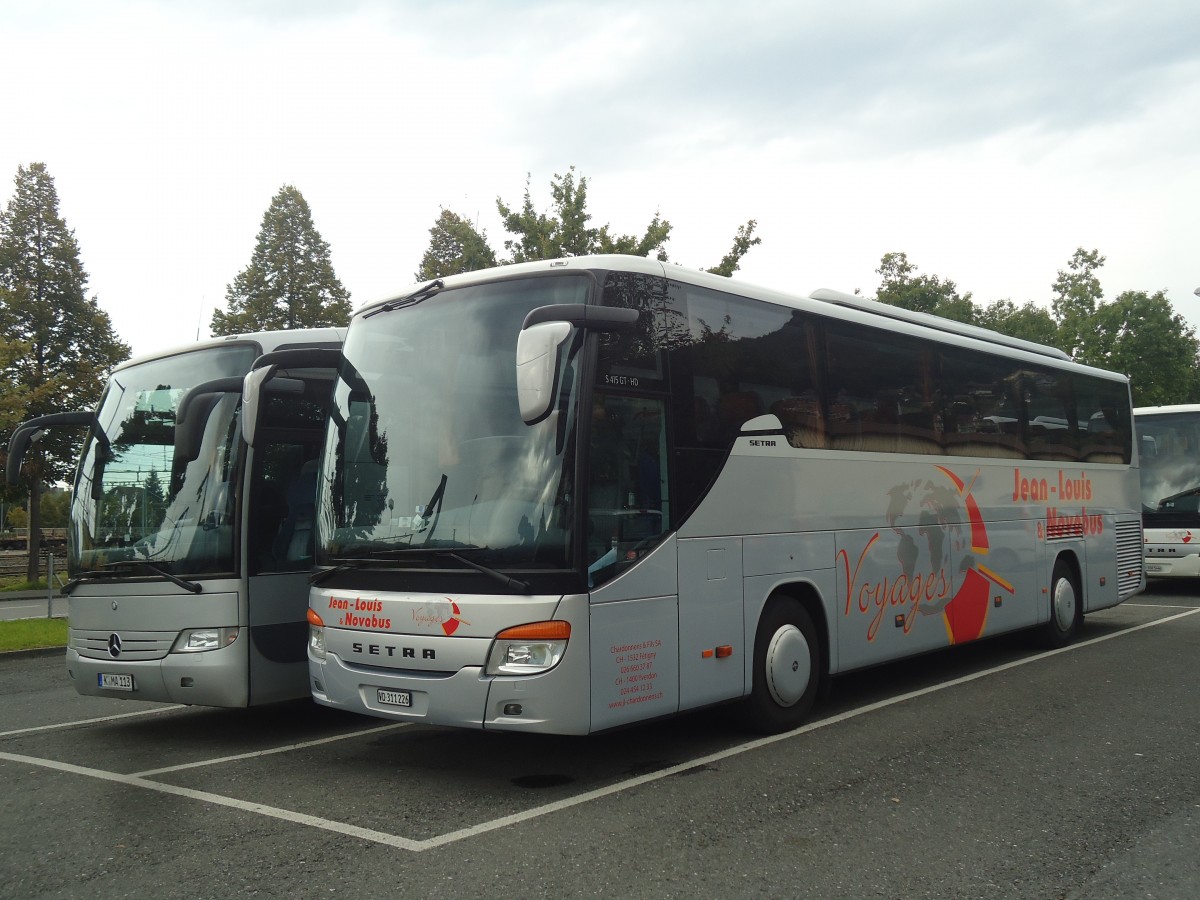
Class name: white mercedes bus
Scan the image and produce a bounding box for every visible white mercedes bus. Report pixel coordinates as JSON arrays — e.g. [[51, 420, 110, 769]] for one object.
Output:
[[6, 329, 342, 706]]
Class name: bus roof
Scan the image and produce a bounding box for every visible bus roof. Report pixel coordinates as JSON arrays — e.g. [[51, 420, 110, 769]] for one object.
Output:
[[358, 255, 1122, 380], [111, 327, 346, 373], [1134, 404, 1200, 416], [807, 288, 1071, 362]]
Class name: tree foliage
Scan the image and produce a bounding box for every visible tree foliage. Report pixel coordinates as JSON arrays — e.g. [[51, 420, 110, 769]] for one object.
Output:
[[872, 246, 1200, 406], [1089, 290, 1199, 406], [875, 252, 976, 324], [0, 162, 129, 571], [0, 327, 30, 437], [211, 185, 352, 335], [705, 220, 762, 278], [414, 209, 497, 281], [418, 166, 762, 279], [975, 298, 1059, 346], [1051, 248, 1106, 361], [495, 167, 675, 263]]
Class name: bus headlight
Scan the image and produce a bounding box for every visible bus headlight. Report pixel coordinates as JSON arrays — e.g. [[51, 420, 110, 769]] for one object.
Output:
[[308, 608, 326, 660], [309, 625, 326, 660], [485, 621, 571, 676], [172, 627, 239, 653]]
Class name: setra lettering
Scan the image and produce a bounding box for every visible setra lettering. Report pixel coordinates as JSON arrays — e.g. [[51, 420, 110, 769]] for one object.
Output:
[[351, 641, 436, 659]]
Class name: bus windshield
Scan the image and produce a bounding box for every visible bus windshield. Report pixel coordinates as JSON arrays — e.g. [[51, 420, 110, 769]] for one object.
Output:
[[318, 275, 589, 572], [1136, 412, 1200, 525], [71, 344, 256, 575]]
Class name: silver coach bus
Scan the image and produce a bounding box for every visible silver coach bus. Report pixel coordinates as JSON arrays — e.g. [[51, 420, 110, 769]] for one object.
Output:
[[296, 256, 1143, 734], [6, 329, 342, 707]]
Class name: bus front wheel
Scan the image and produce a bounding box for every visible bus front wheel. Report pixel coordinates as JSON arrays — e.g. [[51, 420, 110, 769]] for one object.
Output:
[[1039, 557, 1082, 648], [741, 599, 820, 733]]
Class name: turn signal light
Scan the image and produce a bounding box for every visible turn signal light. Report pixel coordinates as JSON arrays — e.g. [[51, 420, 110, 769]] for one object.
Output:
[[495, 621, 571, 640], [307, 608, 325, 627]]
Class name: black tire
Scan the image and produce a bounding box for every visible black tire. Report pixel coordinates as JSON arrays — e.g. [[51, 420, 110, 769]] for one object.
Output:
[[1039, 557, 1082, 648], [740, 599, 821, 734]]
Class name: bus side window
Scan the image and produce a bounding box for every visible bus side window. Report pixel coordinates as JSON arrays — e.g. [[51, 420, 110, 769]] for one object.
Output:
[[251, 442, 319, 574], [771, 393, 825, 449], [714, 391, 763, 444], [276, 459, 319, 566], [586, 394, 670, 587]]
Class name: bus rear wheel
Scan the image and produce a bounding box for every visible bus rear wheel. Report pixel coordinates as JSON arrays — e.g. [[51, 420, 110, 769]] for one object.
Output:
[[741, 599, 820, 734], [1039, 557, 1082, 648]]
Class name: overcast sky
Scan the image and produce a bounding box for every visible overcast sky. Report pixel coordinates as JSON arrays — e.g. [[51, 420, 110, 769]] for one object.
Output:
[[2, 0, 1198, 358]]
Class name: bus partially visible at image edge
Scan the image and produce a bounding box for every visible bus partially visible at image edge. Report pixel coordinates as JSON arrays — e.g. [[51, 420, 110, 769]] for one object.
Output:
[[298, 256, 1144, 735], [6, 328, 342, 707], [1132, 404, 1200, 578]]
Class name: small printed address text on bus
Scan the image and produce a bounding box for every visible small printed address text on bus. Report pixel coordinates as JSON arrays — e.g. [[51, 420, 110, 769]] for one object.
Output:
[[607, 639, 664, 709]]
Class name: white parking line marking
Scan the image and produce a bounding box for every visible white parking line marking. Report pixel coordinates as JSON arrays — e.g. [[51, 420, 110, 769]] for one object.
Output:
[[1123, 602, 1200, 609], [0, 705, 184, 739], [0, 751, 423, 851], [133, 722, 410, 776], [426, 605, 1200, 848], [2, 606, 1196, 852]]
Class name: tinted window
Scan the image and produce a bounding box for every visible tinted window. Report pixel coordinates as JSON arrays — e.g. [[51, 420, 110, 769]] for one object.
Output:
[[938, 349, 1025, 458]]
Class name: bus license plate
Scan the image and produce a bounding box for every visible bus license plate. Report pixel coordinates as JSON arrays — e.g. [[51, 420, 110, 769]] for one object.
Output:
[[98, 673, 134, 691], [377, 689, 411, 708], [1145, 563, 1164, 573]]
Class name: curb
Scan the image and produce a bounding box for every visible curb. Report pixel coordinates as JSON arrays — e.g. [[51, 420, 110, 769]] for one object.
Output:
[[0, 646, 65, 660]]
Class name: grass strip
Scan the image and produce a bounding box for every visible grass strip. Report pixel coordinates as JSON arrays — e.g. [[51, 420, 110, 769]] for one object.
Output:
[[0, 618, 68, 653]]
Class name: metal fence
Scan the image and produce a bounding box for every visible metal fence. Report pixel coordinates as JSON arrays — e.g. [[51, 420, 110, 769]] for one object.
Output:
[[0, 552, 60, 581]]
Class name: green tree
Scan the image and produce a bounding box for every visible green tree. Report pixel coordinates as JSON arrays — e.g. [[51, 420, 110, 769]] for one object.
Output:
[[706, 220, 762, 278], [414, 209, 497, 281], [1089, 290, 1199, 406], [977, 298, 1061, 348], [211, 185, 352, 335], [0, 326, 30, 436], [1051, 248, 1105, 361], [0, 162, 129, 576], [481, 166, 758, 274], [144, 467, 168, 529], [40, 489, 69, 528], [874, 252, 976, 324]]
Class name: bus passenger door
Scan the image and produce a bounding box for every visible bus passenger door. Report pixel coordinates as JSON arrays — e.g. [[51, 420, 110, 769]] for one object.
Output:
[[677, 537, 746, 709], [245, 421, 326, 705], [238, 352, 339, 705]]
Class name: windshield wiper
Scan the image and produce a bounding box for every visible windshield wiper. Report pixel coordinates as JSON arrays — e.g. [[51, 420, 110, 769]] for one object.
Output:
[[414, 473, 448, 543], [61, 562, 203, 595], [308, 556, 373, 586], [61, 570, 109, 595], [309, 545, 529, 593], [438, 550, 530, 593], [105, 561, 203, 593], [362, 279, 444, 319]]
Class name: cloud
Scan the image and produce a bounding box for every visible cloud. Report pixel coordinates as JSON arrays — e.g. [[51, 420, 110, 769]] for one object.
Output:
[[2, 0, 1198, 357]]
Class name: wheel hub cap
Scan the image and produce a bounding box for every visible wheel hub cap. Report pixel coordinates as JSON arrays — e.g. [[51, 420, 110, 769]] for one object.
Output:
[[766, 624, 811, 707]]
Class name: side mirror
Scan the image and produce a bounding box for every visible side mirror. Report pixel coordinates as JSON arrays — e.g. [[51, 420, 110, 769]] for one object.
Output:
[[241, 371, 305, 448], [6, 411, 102, 487], [241, 347, 342, 448], [515, 304, 639, 425], [516, 322, 572, 425]]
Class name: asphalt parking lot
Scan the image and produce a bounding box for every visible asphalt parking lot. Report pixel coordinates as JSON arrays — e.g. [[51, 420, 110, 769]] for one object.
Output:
[[2, 586, 1198, 899]]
